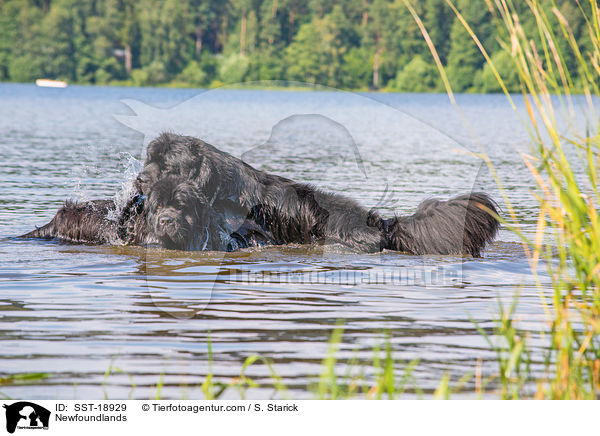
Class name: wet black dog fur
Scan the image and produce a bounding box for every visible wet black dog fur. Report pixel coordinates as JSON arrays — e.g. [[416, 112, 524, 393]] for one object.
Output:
[[21, 133, 500, 256]]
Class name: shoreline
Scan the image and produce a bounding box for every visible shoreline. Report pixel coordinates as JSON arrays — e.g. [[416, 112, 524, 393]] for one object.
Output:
[[3, 81, 595, 96], [0, 80, 499, 94]]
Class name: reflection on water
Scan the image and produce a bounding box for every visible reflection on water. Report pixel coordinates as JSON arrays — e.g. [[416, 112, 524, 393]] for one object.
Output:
[[0, 83, 551, 399]]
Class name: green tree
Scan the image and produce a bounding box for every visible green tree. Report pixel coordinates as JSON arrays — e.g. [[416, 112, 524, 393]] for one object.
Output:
[[366, 0, 387, 89], [159, 0, 189, 75], [259, 0, 282, 48], [186, 0, 217, 60], [142, 59, 168, 85], [285, 19, 321, 84], [39, 0, 81, 81], [219, 52, 249, 83], [383, 0, 428, 86], [390, 55, 439, 92], [177, 60, 208, 86], [474, 50, 520, 93], [9, 55, 42, 82], [0, 0, 44, 81], [139, 0, 189, 81], [224, 1, 258, 56], [198, 49, 218, 82], [445, 0, 493, 92], [424, 0, 452, 64], [285, 5, 351, 87], [0, 0, 591, 91], [247, 50, 284, 81], [340, 47, 371, 89]]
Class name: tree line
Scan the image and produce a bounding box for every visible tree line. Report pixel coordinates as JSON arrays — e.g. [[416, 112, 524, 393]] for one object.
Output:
[[0, 0, 592, 92]]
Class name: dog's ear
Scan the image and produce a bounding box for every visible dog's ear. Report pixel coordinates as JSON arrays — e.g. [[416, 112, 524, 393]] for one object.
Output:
[[137, 162, 160, 192], [146, 132, 176, 165], [187, 168, 200, 183], [174, 180, 206, 206]]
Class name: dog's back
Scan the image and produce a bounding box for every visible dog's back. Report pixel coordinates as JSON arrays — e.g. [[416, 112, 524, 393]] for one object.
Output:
[[20, 200, 117, 244]]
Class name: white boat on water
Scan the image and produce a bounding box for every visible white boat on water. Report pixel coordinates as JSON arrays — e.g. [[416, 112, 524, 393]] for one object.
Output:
[[35, 79, 68, 88]]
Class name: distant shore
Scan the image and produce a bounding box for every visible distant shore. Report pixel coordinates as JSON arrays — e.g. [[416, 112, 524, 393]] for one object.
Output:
[[2, 79, 380, 93], [5, 81, 592, 96]]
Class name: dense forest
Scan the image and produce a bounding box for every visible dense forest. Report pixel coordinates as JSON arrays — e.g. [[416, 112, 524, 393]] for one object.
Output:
[[0, 0, 592, 92]]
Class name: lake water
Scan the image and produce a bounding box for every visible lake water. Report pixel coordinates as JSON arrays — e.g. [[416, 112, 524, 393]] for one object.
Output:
[[0, 83, 551, 399]]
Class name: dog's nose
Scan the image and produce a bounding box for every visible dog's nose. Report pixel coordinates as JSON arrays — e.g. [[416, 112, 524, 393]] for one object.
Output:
[[159, 216, 174, 226]]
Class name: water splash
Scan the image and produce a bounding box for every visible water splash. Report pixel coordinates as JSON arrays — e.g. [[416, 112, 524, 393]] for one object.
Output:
[[67, 143, 101, 202], [108, 152, 143, 222]]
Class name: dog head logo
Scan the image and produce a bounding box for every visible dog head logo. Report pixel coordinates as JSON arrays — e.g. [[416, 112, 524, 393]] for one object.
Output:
[[3, 402, 50, 434]]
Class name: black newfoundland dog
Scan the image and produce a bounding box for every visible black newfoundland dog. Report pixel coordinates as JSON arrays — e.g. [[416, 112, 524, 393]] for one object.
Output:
[[21, 133, 500, 256]]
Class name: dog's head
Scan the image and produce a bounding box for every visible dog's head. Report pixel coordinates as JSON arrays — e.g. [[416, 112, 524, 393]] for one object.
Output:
[[139, 133, 205, 191], [145, 176, 209, 250]]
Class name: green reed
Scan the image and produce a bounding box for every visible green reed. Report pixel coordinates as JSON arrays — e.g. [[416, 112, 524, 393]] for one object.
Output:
[[410, 0, 600, 398]]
